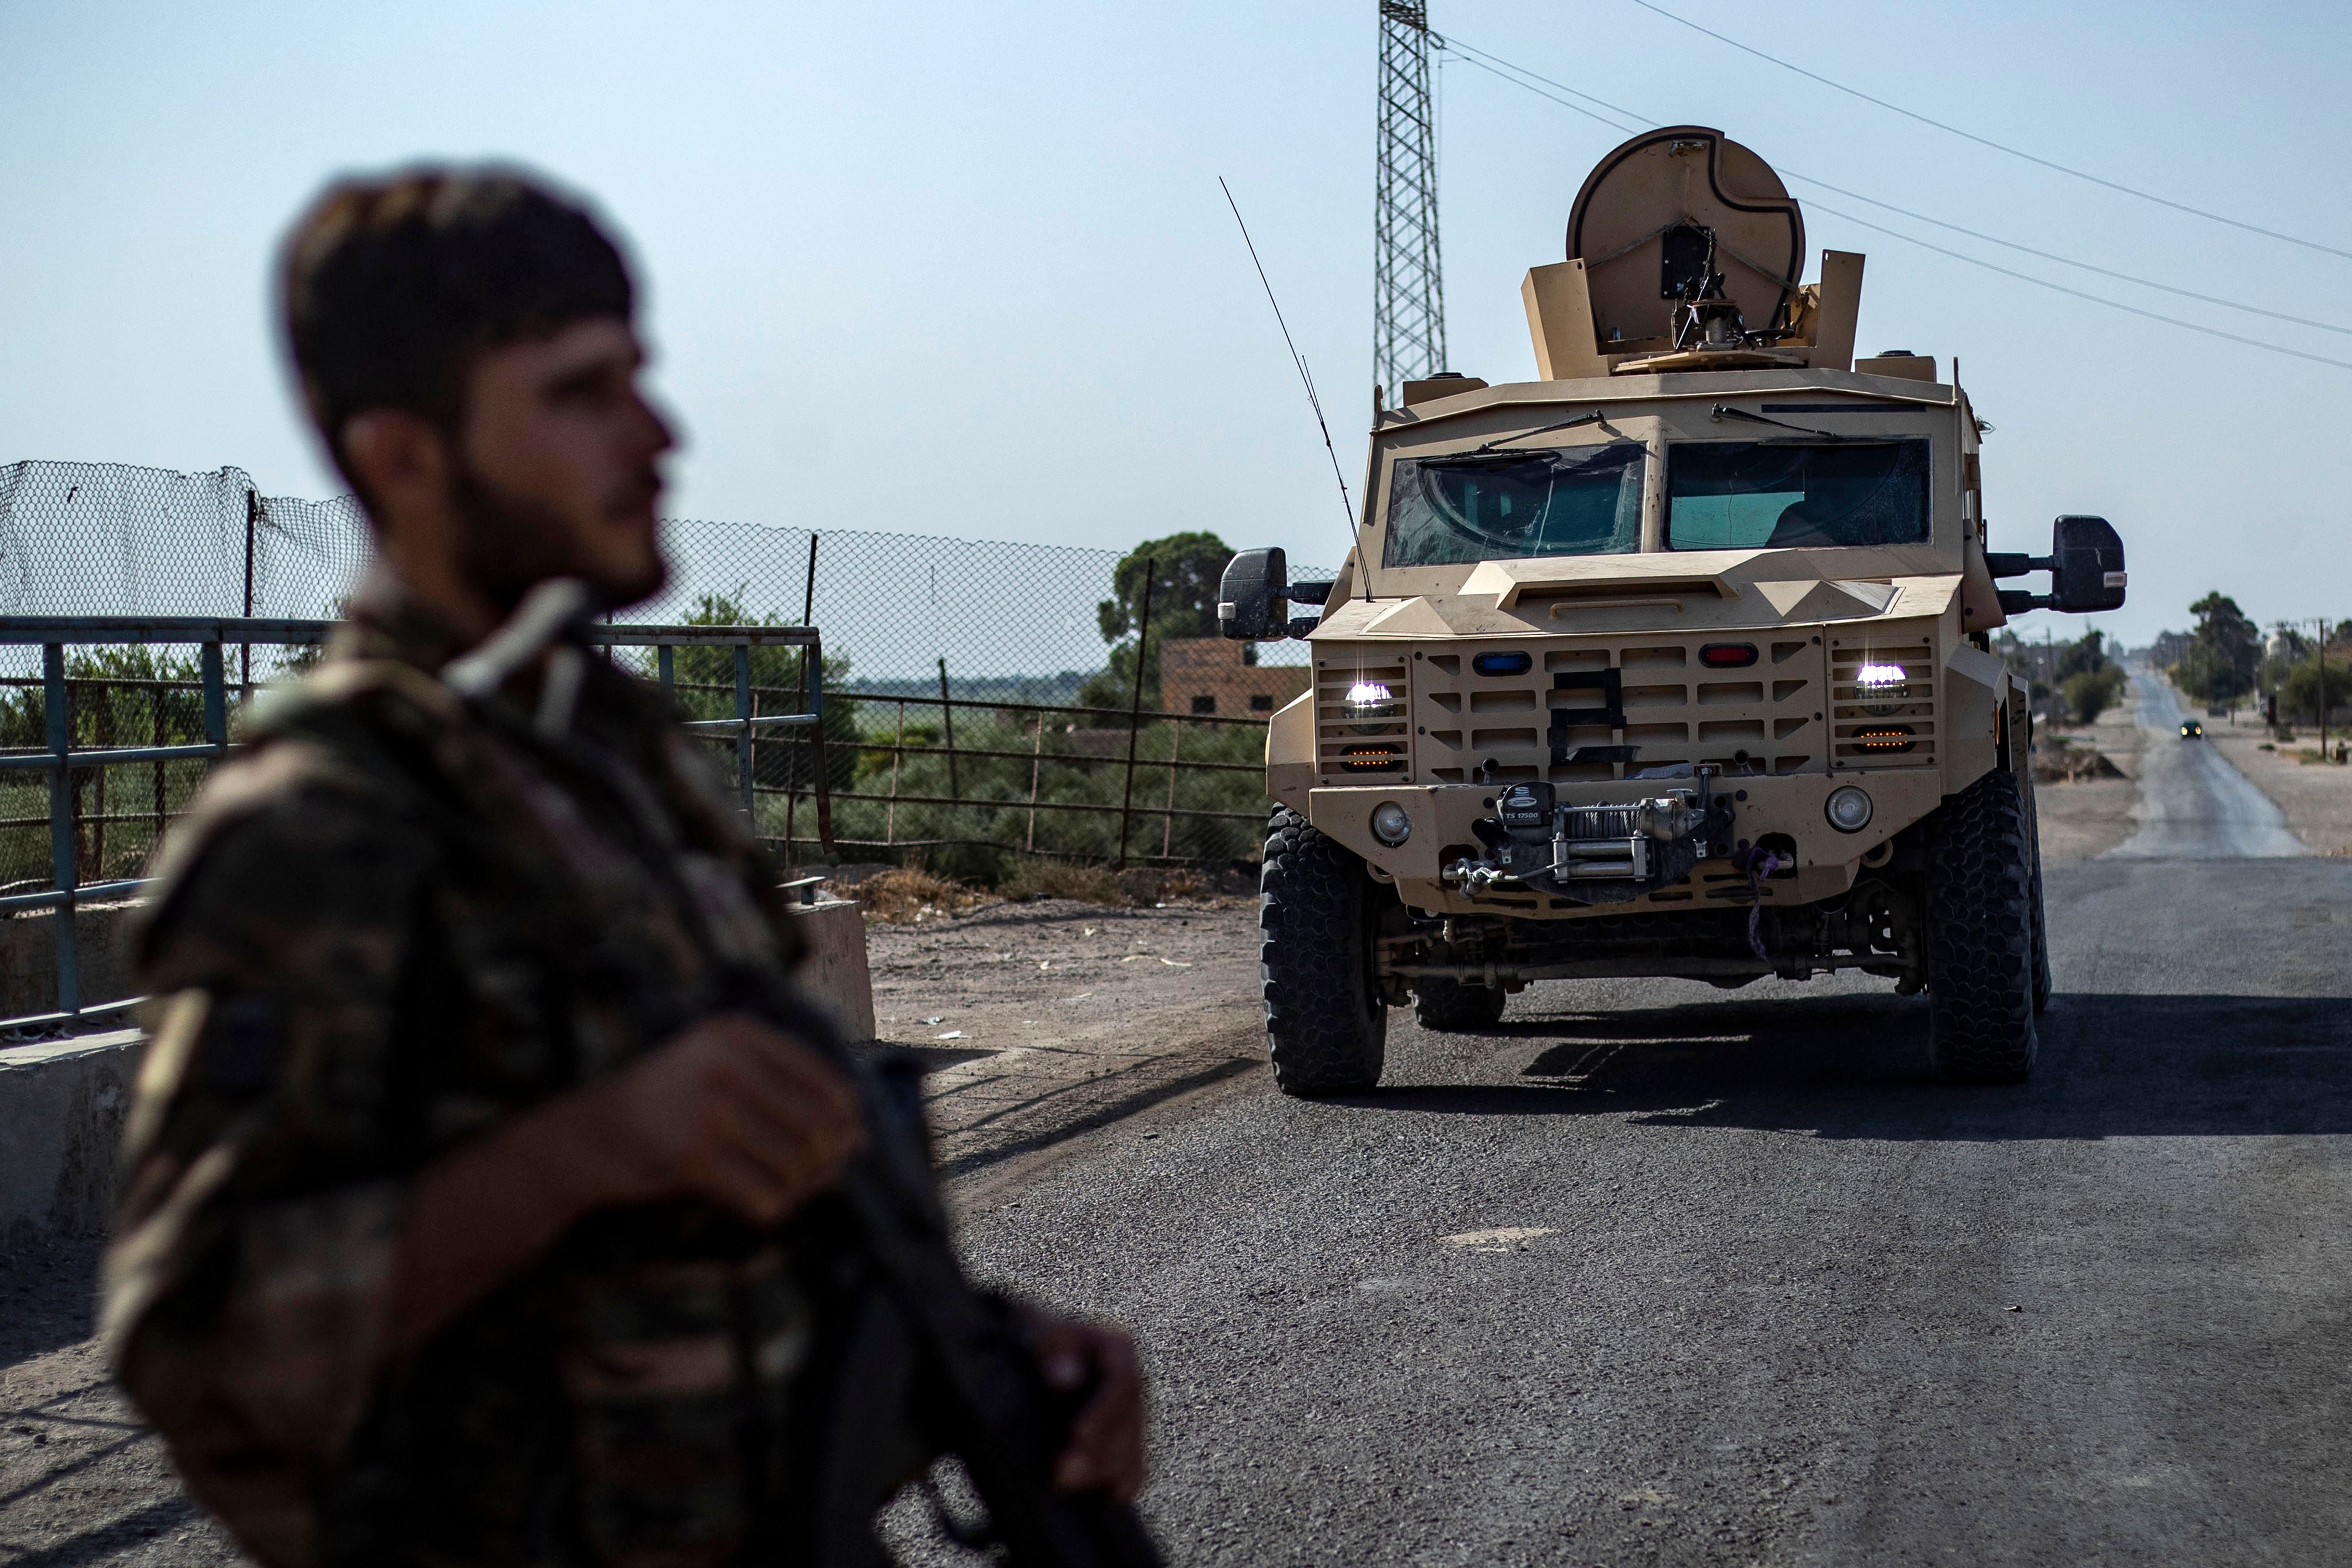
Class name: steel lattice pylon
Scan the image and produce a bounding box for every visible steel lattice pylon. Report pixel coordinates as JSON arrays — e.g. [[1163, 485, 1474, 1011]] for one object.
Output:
[[1376, 0, 1445, 396]]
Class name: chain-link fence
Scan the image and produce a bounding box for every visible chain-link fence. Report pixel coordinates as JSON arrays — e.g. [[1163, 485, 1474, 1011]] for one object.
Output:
[[0, 459, 1323, 893]]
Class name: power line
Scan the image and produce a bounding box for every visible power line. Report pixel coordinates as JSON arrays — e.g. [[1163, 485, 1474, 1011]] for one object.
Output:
[[1441, 38, 1646, 133], [1624, 0, 2352, 264], [1442, 33, 2352, 368], [1777, 171, 2352, 339], [1803, 200, 2352, 371]]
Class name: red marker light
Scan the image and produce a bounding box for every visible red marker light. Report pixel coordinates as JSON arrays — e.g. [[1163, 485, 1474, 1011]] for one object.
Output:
[[1699, 643, 1759, 668]]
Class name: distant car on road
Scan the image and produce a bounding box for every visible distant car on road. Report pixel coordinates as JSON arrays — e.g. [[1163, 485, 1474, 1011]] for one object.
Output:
[[2180, 720, 2204, 739]]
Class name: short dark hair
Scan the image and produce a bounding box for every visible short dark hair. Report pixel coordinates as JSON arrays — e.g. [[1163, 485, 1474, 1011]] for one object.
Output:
[[279, 167, 633, 478]]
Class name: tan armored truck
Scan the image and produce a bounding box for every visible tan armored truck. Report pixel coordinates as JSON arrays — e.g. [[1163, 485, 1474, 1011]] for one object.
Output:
[[1219, 127, 2127, 1094]]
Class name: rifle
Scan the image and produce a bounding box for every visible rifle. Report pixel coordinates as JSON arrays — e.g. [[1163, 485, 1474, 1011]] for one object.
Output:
[[757, 984, 1166, 1568]]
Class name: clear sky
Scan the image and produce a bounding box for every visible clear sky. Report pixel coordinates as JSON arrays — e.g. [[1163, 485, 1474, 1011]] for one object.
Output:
[[4, 0, 2347, 645]]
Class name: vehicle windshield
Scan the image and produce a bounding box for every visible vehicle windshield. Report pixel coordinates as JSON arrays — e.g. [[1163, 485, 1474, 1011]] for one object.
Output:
[[1384, 443, 1644, 566], [1666, 439, 1930, 550]]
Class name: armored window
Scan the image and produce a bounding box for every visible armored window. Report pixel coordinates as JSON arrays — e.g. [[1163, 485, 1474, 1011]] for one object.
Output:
[[1191, 695, 1217, 714], [1667, 439, 1930, 550], [1383, 442, 1645, 566]]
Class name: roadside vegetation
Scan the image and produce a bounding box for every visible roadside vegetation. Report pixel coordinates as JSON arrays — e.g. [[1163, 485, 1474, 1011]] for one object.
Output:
[[828, 858, 1234, 923], [1996, 625, 2125, 724], [2159, 592, 2350, 733]]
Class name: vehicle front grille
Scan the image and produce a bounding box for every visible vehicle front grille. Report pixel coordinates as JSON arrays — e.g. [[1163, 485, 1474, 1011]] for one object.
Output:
[[1409, 634, 1827, 784], [1828, 633, 1937, 771], [1314, 653, 1412, 778]]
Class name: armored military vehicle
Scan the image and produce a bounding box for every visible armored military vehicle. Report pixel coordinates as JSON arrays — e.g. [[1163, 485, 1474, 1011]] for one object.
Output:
[[1220, 127, 2127, 1093]]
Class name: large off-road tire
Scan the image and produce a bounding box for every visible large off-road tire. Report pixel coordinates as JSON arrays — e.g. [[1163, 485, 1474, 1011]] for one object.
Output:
[[1924, 768, 2040, 1083], [1413, 979, 1508, 1032], [2020, 762, 2053, 1014], [1260, 806, 1387, 1095]]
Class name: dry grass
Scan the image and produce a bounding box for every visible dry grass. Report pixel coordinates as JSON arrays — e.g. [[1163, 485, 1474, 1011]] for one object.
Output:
[[1000, 858, 1213, 908], [830, 867, 985, 924]]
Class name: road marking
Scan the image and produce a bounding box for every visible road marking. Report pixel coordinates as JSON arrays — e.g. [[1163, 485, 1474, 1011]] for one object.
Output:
[[1440, 1226, 1556, 1252]]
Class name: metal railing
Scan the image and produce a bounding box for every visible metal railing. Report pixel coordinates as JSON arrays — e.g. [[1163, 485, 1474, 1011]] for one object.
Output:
[[803, 688, 1271, 867], [0, 616, 828, 1035]]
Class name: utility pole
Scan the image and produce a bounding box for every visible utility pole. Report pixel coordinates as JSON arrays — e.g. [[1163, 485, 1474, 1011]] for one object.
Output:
[[1376, 0, 1445, 397], [2316, 618, 2332, 761]]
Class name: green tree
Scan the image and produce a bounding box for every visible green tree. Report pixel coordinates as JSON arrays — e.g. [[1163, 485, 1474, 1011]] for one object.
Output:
[[671, 589, 858, 798], [2281, 654, 2352, 724], [2174, 592, 2261, 703], [1080, 532, 1232, 711], [2053, 628, 2108, 683]]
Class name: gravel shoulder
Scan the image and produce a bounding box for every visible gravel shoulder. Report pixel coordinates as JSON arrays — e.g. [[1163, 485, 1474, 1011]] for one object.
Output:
[[861, 895, 1266, 1183], [2034, 697, 2143, 866]]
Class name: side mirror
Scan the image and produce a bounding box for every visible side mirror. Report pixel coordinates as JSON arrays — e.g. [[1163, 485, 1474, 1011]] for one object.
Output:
[[1218, 548, 1287, 640], [1987, 514, 2127, 616], [2050, 515, 2127, 613]]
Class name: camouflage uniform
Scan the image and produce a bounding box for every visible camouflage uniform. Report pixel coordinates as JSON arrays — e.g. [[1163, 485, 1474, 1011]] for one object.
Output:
[[105, 575, 920, 1568]]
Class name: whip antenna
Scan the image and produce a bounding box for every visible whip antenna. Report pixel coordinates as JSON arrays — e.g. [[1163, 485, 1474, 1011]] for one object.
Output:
[[1219, 178, 1358, 540]]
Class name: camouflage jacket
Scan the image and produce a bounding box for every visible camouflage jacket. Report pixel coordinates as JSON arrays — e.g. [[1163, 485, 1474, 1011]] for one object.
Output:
[[105, 581, 916, 1568]]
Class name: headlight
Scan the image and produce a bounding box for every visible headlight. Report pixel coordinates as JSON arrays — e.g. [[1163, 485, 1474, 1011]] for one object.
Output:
[[1855, 662, 1910, 716], [1370, 800, 1413, 845], [1343, 680, 1395, 713], [1825, 785, 1874, 833]]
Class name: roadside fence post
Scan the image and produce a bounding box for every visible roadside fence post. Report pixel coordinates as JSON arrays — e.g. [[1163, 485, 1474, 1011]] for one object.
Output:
[[1025, 715, 1044, 854], [44, 642, 78, 1018], [937, 657, 960, 801], [733, 642, 754, 822], [1162, 717, 1182, 858], [1115, 558, 1156, 868], [809, 631, 835, 858], [200, 640, 227, 753], [241, 489, 258, 700], [886, 699, 906, 850]]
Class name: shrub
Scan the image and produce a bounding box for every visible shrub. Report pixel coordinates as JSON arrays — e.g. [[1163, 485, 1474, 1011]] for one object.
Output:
[[2062, 664, 2128, 725], [830, 866, 983, 924]]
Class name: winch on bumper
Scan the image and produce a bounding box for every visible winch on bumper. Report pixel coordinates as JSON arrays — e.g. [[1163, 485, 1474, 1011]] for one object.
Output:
[[1455, 776, 1737, 906]]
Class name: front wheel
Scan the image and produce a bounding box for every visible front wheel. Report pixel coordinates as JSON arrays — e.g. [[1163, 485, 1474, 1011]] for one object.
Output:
[[1924, 769, 2040, 1083], [1260, 807, 1387, 1095]]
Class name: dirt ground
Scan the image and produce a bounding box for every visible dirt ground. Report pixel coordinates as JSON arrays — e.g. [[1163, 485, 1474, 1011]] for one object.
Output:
[[860, 895, 1266, 1183], [2035, 697, 2144, 866]]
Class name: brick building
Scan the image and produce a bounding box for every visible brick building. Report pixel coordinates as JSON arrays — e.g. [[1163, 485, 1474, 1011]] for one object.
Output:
[[1158, 637, 1309, 718]]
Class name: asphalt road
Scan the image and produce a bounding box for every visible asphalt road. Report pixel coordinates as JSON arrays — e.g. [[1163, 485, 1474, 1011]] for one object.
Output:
[[942, 750, 2350, 1563], [2107, 666, 2307, 858]]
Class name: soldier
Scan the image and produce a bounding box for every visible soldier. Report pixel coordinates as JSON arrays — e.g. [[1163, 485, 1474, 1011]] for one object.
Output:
[[104, 167, 1145, 1566]]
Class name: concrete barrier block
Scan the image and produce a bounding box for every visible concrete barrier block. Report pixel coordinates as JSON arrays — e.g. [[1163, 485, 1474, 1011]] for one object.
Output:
[[0, 902, 876, 1244], [0, 1029, 143, 1247], [793, 897, 876, 1044]]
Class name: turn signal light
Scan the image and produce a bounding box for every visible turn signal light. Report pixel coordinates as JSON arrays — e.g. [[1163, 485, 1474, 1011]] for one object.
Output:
[[1855, 724, 1916, 753], [1699, 642, 1758, 668]]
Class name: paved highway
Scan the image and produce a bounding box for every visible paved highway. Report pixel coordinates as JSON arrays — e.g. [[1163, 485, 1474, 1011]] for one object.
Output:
[[937, 733, 2350, 1564], [2108, 666, 2306, 858]]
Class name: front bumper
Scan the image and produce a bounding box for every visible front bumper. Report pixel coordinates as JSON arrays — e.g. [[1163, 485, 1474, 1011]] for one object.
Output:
[[1309, 770, 1948, 915]]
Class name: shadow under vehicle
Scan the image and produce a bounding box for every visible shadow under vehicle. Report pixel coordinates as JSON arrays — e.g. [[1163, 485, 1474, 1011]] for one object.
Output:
[[1220, 127, 2127, 1094]]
